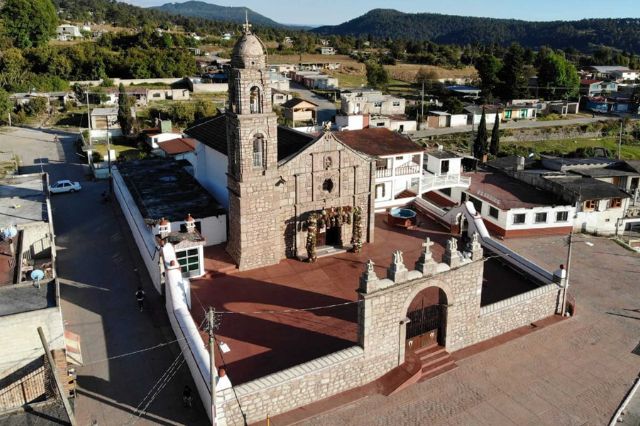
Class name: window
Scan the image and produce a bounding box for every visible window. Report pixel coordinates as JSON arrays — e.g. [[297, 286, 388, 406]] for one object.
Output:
[[469, 196, 482, 213], [610, 198, 622, 208], [513, 213, 526, 224], [439, 188, 451, 196], [376, 122, 385, 127], [252, 134, 264, 168], [556, 211, 569, 222], [441, 160, 449, 174], [395, 156, 404, 161], [489, 206, 499, 219], [392, 101, 401, 107], [584, 200, 597, 211], [535, 212, 548, 223], [375, 183, 386, 199], [373, 101, 383, 108], [249, 86, 262, 113], [176, 248, 200, 277], [505, 110, 512, 119], [322, 179, 334, 193]]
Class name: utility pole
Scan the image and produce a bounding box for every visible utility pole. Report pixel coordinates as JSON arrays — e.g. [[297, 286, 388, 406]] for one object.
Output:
[[562, 232, 573, 316], [7, 112, 11, 127], [618, 119, 623, 160], [420, 81, 425, 129], [86, 90, 91, 146], [207, 307, 218, 426], [106, 119, 112, 194], [38, 327, 77, 426]]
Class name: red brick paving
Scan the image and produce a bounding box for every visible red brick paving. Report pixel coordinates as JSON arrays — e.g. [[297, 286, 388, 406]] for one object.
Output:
[[190, 213, 544, 385]]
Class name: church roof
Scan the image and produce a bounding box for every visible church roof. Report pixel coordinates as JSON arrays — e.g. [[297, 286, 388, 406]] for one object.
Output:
[[334, 128, 423, 157], [184, 115, 315, 162], [184, 115, 227, 155]]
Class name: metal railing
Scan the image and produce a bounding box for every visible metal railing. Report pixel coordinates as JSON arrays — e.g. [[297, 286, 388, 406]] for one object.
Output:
[[420, 173, 471, 192]]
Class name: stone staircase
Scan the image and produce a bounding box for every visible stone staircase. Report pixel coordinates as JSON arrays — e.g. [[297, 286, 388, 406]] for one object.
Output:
[[383, 343, 457, 396], [414, 344, 457, 382]]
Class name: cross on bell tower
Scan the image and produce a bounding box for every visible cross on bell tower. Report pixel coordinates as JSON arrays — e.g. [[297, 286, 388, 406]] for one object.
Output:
[[243, 10, 251, 34]]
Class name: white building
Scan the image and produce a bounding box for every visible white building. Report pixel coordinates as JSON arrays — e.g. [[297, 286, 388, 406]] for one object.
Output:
[[112, 159, 227, 288], [56, 25, 81, 40], [341, 90, 405, 116]]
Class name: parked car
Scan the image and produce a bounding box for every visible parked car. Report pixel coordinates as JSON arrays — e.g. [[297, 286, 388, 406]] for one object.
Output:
[[49, 179, 81, 194]]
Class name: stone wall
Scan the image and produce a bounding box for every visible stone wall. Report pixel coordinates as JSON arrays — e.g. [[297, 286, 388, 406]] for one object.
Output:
[[476, 283, 561, 343]]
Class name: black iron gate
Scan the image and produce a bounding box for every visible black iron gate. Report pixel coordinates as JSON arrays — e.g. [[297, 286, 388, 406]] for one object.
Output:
[[406, 304, 446, 349]]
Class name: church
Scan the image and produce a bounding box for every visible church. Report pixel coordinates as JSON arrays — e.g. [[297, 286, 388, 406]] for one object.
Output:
[[186, 23, 377, 270]]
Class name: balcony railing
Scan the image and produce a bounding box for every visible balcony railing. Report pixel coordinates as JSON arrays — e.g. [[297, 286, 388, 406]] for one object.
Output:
[[420, 173, 471, 192], [375, 168, 392, 178], [375, 165, 421, 179]]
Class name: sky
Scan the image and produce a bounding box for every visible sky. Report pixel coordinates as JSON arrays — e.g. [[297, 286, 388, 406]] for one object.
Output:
[[123, 0, 640, 26]]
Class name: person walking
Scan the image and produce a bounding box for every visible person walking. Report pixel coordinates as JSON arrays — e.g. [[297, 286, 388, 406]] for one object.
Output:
[[135, 287, 145, 312], [182, 385, 193, 408]]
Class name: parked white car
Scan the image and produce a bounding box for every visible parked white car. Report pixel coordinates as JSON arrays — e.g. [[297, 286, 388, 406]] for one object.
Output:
[[49, 180, 81, 194]]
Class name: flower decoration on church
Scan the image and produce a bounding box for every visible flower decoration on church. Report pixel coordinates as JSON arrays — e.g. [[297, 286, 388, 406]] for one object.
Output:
[[350, 206, 363, 253], [306, 213, 318, 263]]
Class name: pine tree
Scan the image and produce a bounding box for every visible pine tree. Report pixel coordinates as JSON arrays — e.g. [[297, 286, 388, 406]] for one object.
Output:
[[490, 111, 500, 156], [473, 108, 488, 160]]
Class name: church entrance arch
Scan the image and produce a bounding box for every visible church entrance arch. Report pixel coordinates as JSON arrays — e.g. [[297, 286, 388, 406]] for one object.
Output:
[[405, 286, 448, 351]]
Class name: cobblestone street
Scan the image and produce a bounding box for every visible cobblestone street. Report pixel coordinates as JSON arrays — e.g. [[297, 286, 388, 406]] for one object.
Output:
[[304, 235, 640, 425]]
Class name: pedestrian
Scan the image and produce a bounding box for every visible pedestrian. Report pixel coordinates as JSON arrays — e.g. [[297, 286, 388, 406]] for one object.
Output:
[[182, 385, 193, 408], [53, 135, 59, 144], [135, 286, 145, 312]]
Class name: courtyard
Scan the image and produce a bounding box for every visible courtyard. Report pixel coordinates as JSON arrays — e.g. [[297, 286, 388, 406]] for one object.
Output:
[[190, 213, 542, 386]]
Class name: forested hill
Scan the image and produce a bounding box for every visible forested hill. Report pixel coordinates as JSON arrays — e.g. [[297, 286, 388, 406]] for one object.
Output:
[[152, 1, 286, 28], [313, 9, 640, 53], [52, 0, 241, 33]]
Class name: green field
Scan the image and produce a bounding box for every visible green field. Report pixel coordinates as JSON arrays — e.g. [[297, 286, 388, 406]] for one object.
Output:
[[502, 137, 640, 160]]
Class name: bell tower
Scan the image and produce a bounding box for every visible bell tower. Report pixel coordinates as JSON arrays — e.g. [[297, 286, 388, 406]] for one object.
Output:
[[226, 19, 281, 270]]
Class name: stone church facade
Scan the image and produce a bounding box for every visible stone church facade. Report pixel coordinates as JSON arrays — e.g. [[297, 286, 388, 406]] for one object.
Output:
[[224, 25, 375, 270]]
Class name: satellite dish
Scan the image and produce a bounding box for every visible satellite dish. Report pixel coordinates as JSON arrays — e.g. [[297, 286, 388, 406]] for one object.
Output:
[[2, 227, 17, 240], [31, 269, 45, 288]]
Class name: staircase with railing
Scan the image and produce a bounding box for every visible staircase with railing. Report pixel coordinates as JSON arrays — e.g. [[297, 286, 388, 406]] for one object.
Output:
[[420, 172, 471, 193]]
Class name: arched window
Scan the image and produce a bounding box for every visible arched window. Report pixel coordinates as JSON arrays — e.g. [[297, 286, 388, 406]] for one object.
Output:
[[249, 86, 261, 113], [252, 134, 264, 168]]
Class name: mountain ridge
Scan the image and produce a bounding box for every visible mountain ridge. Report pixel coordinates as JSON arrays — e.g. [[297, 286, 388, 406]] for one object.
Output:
[[151, 1, 289, 28], [312, 8, 640, 53]]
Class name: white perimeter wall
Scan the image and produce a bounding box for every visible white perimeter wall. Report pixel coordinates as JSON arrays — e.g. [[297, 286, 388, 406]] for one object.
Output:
[[195, 143, 230, 210], [112, 168, 162, 292]]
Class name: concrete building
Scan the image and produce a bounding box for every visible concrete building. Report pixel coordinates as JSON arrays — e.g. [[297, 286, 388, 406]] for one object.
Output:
[[89, 107, 121, 138], [156, 137, 197, 163], [320, 46, 336, 55], [341, 90, 406, 116], [281, 98, 318, 126], [146, 88, 191, 102], [589, 66, 639, 81], [580, 80, 619, 97], [56, 24, 81, 40], [0, 174, 69, 415]]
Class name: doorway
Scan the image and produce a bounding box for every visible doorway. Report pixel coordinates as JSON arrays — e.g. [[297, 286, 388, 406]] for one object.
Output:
[[325, 226, 342, 247], [405, 287, 448, 351]]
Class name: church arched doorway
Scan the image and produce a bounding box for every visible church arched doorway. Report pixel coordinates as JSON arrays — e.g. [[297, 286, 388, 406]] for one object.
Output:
[[405, 286, 448, 351]]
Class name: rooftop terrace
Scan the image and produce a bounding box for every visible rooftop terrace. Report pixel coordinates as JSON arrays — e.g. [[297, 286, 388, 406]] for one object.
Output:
[[0, 174, 48, 229], [190, 213, 540, 385], [116, 158, 225, 222]]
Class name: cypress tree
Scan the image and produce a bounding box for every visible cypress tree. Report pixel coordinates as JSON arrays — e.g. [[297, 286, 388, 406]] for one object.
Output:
[[490, 111, 500, 156], [473, 108, 488, 160]]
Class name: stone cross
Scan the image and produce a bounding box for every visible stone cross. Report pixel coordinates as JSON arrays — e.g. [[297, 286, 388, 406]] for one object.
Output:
[[416, 237, 437, 277], [422, 237, 434, 257]]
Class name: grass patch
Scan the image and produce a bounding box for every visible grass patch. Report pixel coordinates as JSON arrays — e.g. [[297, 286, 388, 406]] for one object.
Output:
[[91, 143, 142, 161]]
